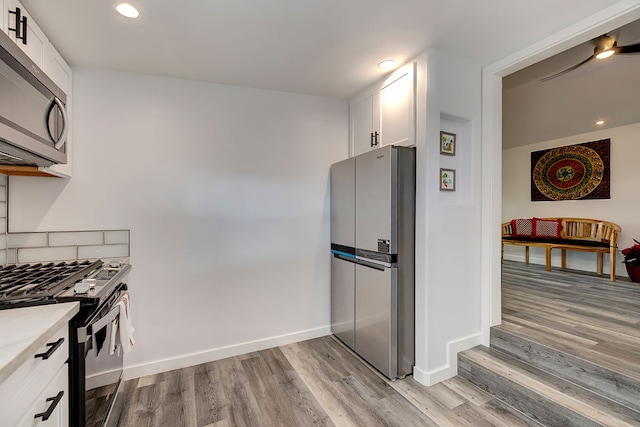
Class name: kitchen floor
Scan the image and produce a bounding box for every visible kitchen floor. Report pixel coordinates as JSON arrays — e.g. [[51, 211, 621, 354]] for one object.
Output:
[[106, 336, 537, 426]]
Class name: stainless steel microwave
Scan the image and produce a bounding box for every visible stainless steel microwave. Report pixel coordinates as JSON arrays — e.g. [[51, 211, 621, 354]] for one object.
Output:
[[0, 29, 68, 166]]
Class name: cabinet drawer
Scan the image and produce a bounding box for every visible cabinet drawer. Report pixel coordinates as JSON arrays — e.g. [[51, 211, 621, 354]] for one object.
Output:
[[17, 364, 68, 426], [0, 323, 69, 424]]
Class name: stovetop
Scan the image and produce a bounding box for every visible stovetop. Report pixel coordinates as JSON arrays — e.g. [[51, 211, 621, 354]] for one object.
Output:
[[0, 259, 130, 309]]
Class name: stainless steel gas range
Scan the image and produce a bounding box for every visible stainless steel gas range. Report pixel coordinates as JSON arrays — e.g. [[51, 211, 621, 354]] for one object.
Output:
[[0, 259, 132, 427]]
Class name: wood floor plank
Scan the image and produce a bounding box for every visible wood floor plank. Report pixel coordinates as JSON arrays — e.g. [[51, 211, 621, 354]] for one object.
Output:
[[215, 357, 266, 427], [441, 376, 493, 407], [193, 362, 230, 426]]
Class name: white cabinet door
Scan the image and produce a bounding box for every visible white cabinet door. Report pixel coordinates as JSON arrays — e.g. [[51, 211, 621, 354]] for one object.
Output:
[[0, 0, 6, 34], [349, 62, 416, 157], [16, 365, 68, 427], [350, 89, 380, 157], [379, 62, 415, 148], [5, 0, 47, 67], [42, 42, 71, 93]]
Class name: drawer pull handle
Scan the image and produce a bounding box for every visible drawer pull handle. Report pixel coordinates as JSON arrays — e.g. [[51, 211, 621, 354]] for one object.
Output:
[[34, 338, 64, 360], [34, 390, 64, 421]]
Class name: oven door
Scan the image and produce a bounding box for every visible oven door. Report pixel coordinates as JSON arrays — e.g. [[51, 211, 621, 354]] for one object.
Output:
[[73, 292, 125, 427]]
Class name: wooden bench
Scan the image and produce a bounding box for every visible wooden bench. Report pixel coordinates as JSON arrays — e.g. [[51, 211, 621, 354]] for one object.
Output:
[[502, 217, 621, 281]]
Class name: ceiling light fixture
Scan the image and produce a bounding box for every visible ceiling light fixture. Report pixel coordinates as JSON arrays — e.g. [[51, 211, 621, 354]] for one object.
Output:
[[595, 120, 605, 125], [377, 60, 396, 70], [116, 3, 139, 18], [595, 49, 615, 59]]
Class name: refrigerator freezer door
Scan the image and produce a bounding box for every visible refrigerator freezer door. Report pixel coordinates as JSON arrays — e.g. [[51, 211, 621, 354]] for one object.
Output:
[[331, 255, 356, 350], [355, 263, 397, 378], [355, 146, 396, 257], [330, 157, 356, 250]]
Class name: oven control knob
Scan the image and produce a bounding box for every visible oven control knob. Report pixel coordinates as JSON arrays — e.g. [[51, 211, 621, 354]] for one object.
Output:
[[74, 282, 90, 294], [74, 279, 96, 294]]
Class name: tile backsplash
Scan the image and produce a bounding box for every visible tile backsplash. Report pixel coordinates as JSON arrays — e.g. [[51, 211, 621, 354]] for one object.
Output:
[[6, 229, 130, 264], [0, 175, 129, 266]]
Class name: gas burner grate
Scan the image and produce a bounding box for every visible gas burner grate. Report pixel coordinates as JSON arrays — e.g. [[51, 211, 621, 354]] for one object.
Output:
[[0, 260, 102, 303]]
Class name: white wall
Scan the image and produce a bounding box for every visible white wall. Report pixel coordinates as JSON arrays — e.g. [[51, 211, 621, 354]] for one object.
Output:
[[502, 122, 640, 278], [8, 68, 348, 376], [413, 49, 483, 385]]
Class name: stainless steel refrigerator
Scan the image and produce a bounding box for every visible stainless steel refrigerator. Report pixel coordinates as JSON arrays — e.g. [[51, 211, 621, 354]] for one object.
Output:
[[330, 145, 415, 380]]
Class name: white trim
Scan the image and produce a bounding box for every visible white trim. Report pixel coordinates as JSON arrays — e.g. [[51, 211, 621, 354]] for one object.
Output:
[[412, 333, 482, 386], [123, 326, 331, 380], [481, 0, 640, 348]]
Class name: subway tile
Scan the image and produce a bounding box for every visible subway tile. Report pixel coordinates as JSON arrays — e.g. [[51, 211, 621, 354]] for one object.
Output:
[[0, 220, 7, 235], [17, 246, 77, 263], [8, 232, 47, 248], [0, 250, 6, 266], [104, 230, 130, 245], [0, 174, 6, 185], [49, 231, 103, 247], [0, 187, 5, 202], [6, 248, 16, 264], [0, 234, 6, 250], [0, 202, 6, 218], [78, 244, 129, 260]]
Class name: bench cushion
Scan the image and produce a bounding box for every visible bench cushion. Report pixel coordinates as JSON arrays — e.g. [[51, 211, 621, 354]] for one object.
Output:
[[533, 218, 562, 238], [502, 236, 610, 248], [511, 218, 533, 237]]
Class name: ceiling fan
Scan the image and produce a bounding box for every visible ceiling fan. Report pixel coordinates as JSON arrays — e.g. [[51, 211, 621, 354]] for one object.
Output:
[[540, 34, 640, 82]]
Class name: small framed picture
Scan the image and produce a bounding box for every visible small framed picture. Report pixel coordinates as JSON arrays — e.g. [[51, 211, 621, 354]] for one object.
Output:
[[440, 131, 456, 156], [440, 168, 456, 191]]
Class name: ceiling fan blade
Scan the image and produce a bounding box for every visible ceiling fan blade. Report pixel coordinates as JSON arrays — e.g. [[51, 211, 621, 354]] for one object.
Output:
[[618, 43, 640, 54], [539, 55, 594, 82]]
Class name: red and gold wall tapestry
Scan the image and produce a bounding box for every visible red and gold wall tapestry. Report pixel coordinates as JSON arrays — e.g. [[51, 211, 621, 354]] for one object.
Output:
[[530, 139, 610, 201]]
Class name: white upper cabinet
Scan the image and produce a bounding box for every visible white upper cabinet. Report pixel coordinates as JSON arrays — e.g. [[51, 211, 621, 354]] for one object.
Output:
[[350, 90, 379, 157], [43, 42, 71, 93], [379, 63, 415, 147], [4, 0, 47, 68], [0, 1, 5, 34], [349, 62, 416, 157]]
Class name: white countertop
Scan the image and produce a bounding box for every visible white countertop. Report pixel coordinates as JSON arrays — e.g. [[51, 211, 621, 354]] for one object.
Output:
[[0, 302, 79, 384]]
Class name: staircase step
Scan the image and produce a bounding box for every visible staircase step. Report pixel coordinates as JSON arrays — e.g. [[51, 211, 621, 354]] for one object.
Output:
[[491, 325, 640, 413], [458, 346, 640, 427]]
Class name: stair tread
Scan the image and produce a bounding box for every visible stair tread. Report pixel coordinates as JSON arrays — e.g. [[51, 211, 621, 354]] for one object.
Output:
[[460, 346, 640, 426], [492, 321, 640, 382]]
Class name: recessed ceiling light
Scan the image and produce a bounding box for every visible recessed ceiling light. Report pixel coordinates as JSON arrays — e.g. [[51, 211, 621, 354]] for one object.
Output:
[[377, 60, 396, 70], [595, 49, 615, 59], [116, 3, 139, 18], [595, 120, 605, 125]]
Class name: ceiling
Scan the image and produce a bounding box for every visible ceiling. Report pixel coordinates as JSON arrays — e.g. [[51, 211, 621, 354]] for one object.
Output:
[[503, 18, 640, 149], [20, 0, 624, 99]]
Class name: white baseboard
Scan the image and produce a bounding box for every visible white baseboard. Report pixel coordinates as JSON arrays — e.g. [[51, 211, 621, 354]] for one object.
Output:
[[413, 333, 482, 386], [123, 326, 331, 380]]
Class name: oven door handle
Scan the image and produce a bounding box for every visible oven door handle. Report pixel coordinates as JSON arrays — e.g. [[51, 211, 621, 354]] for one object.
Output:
[[77, 325, 91, 344], [78, 302, 122, 344]]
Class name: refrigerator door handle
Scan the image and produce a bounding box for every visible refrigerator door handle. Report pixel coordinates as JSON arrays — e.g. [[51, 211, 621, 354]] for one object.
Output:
[[333, 253, 358, 264], [357, 259, 387, 271]]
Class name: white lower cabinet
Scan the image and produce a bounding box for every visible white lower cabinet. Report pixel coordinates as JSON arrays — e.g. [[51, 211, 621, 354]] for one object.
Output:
[[0, 324, 69, 426], [16, 364, 68, 426]]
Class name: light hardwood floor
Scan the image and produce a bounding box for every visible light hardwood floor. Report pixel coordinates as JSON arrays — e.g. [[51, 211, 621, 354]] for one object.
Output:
[[500, 260, 640, 382], [107, 336, 538, 426], [106, 261, 640, 426]]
